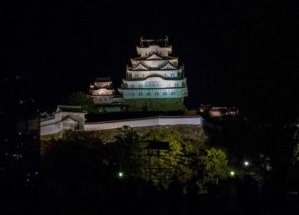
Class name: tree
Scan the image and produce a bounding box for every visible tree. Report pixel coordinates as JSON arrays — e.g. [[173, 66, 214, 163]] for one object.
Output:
[[200, 147, 229, 185], [65, 91, 97, 113], [114, 126, 143, 175], [128, 127, 201, 187], [116, 126, 140, 147]]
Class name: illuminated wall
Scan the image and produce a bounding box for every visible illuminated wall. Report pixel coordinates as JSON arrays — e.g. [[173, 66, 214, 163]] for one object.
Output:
[[84, 116, 203, 131], [40, 106, 86, 136]]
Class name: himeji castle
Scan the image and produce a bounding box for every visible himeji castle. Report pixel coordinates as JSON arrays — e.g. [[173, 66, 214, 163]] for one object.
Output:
[[118, 37, 188, 111]]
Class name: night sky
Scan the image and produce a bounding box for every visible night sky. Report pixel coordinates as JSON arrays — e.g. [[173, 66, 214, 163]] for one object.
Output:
[[1, 1, 297, 121]]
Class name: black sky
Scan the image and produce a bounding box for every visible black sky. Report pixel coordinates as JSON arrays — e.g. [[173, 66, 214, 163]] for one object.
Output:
[[0, 1, 298, 121]]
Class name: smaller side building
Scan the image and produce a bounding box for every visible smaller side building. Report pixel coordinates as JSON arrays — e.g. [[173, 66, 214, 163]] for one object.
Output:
[[89, 77, 126, 112], [40, 105, 86, 137], [89, 77, 118, 104]]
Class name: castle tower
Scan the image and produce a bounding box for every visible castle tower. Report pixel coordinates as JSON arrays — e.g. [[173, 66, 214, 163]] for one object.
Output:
[[89, 77, 125, 112], [89, 77, 116, 104], [118, 37, 188, 111]]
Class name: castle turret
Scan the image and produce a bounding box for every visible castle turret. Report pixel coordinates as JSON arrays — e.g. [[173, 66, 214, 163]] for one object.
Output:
[[89, 77, 115, 104]]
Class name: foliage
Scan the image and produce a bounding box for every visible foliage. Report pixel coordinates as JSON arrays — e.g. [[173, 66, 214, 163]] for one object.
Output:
[[113, 126, 143, 175], [142, 127, 186, 186], [199, 147, 229, 185], [115, 126, 140, 147], [42, 125, 215, 190], [64, 91, 97, 113], [285, 127, 299, 188], [115, 126, 205, 188]]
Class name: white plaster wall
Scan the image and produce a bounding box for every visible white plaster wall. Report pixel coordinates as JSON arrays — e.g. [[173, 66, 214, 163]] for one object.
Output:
[[84, 116, 203, 131], [158, 117, 203, 125], [40, 117, 57, 126], [41, 114, 203, 136], [142, 60, 167, 68], [128, 68, 182, 78], [121, 87, 187, 98], [41, 117, 83, 136], [40, 112, 61, 126], [130, 80, 181, 88], [41, 121, 62, 135], [40, 111, 86, 136], [124, 77, 186, 88]]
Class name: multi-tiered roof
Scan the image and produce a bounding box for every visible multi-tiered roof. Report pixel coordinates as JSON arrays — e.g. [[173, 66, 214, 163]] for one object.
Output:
[[89, 77, 115, 104], [118, 37, 188, 102]]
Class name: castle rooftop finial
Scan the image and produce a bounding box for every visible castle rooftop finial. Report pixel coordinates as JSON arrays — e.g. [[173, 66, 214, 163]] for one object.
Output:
[[138, 36, 170, 47], [140, 36, 144, 47]]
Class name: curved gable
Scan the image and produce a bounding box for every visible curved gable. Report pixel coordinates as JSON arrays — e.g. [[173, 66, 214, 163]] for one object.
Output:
[[131, 62, 149, 71], [146, 53, 163, 60], [160, 62, 177, 70]]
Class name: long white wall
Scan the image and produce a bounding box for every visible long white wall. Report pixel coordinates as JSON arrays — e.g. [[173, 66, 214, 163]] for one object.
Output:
[[40, 119, 62, 135], [84, 116, 203, 131], [41, 115, 204, 136]]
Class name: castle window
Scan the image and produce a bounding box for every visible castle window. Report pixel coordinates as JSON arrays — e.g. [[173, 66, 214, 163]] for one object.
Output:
[[138, 92, 142, 96], [163, 92, 167, 96], [154, 92, 159, 96], [146, 92, 151, 96]]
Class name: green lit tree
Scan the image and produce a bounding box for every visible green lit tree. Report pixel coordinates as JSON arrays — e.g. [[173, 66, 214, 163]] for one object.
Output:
[[116, 126, 140, 147], [112, 126, 210, 188], [114, 126, 143, 175], [65, 91, 97, 113], [200, 147, 229, 185], [135, 127, 201, 187]]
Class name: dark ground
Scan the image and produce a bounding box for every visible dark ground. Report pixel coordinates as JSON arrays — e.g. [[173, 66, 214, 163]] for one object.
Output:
[[1, 176, 298, 215]]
